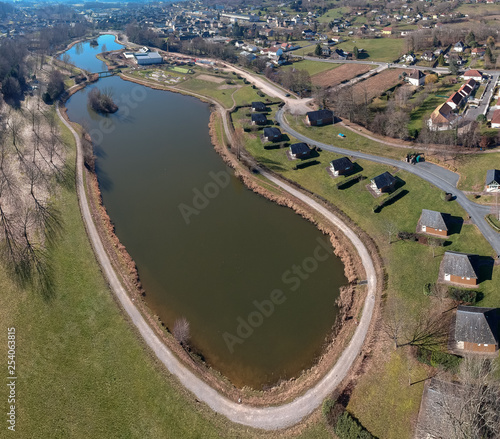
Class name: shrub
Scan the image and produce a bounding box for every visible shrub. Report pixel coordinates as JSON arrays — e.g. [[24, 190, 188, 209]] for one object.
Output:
[[398, 231, 418, 241], [417, 347, 462, 372], [334, 411, 375, 439], [449, 287, 477, 304]]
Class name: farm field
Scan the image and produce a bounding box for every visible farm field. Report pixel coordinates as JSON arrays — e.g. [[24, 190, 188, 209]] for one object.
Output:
[[317, 6, 350, 23], [352, 68, 409, 104], [337, 38, 405, 62], [311, 63, 374, 87]]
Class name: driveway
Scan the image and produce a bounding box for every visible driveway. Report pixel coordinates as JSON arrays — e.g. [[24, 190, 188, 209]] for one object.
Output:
[[276, 109, 500, 257]]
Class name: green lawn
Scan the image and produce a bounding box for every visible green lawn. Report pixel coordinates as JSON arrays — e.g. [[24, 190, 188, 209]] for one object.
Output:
[[456, 152, 500, 191], [347, 349, 428, 439], [408, 83, 461, 132], [337, 38, 405, 62], [177, 78, 239, 108], [0, 110, 334, 439], [238, 107, 500, 438], [281, 59, 340, 76], [317, 6, 350, 23]]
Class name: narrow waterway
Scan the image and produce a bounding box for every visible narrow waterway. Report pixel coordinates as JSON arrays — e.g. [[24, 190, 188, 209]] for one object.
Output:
[[64, 37, 348, 388]]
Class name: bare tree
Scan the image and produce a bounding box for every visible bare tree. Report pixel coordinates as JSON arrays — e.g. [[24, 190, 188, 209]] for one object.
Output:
[[173, 317, 190, 346], [384, 221, 398, 244], [437, 356, 500, 439]]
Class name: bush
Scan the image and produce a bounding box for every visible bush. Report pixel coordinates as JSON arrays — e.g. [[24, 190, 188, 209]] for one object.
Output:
[[334, 411, 375, 439], [449, 288, 477, 304], [417, 347, 462, 372], [398, 231, 418, 241]]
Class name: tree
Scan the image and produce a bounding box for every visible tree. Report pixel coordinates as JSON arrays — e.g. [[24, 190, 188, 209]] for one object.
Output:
[[449, 59, 459, 76], [46, 70, 65, 101], [172, 317, 190, 346], [437, 356, 500, 439], [384, 221, 398, 244], [2, 77, 21, 100], [425, 74, 438, 85], [486, 35, 495, 50], [62, 53, 71, 71], [437, 53, 445, 66], [353, 46, 359, 60], [314, 43, 322, 57], [465, 31, 476, 46]]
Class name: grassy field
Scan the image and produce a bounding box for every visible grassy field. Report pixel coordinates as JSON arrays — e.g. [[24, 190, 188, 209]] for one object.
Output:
[[281, 59, 340, 76], [317, 6, 350, 23], [455, 152, 500, 192], [347, 349, 428, 439], [0, 108, 339, 439], [237, 108, 500, 437], [337, 38, 405, 62]]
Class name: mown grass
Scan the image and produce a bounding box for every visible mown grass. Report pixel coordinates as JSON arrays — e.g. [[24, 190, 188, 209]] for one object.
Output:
[[286, 114, 405, 159], [239, 109, 499, 437], [0, 110, 335, 439], [337, 38, 405, 62], [347, 349, 428, 439], [317, 6, 350, 23], [176, 77, 237, 108], [455, 152, 500, 191]]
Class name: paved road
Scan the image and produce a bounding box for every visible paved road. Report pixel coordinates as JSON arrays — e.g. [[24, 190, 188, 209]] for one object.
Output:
[[276, 109, 500, 257], [56, 90, 378, 429], [466, 73, 499, 120]]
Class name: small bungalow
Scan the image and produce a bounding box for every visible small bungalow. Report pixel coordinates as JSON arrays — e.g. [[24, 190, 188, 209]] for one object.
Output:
[[407, 69, 426, 87], [454, 306, 498, 353], [485, 169, 500, 192], [453, 41, 465, 53], [290, 142, 311, 159], [421, 51, 435, 62], [382, 26, 393, 35], [251, 113, 267, 125], [441, 251, 478, 286], [330, 157, 353, 176], [428, 103, 456, 131], [305, 109, 334, 126], [471, 47, 486, 58], [251, 101, 267, 112], [370, 171, 396, 194], [263, 127, 282, 142], [418, 209, 448, 237]]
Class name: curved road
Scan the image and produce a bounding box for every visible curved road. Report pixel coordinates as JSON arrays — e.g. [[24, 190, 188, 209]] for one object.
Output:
[[276, 109, 500, 257], [56, 98, 378, 429]]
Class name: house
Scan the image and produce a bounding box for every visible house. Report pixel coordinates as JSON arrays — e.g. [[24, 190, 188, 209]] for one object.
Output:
[[251, 101, 267, 112], [263, 127, 282, 142], [382, 26, 393, 35], [490, 110, 500, 129], [407, 69, 425, 86], [428, 103, 456, 131], [330, 48, 348, 60], [454, 306, 498, 353], [471, 47, 486, 58], [401, 53, 416, 64], [370, 171, 396, 194], [289, 142, 311, 159], [440, 251, 478, 286], [446, 91, 463, 110], [485, 169, 500, 192], [461, 69, 483, 82], [330, 157, 353, 176], [134, 51, 163, 65], [458, 79, 476, 98], [421, 51, 435, 62], [251, 113, 267, 125], [305, 109, 334, 126], [418, 209, 448, 237], [453, 41, 465, 52], [321, 46, 331, 56]]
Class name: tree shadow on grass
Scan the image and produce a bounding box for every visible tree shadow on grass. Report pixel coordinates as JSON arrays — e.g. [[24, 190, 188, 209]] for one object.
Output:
[[257, 157, 286, 172]]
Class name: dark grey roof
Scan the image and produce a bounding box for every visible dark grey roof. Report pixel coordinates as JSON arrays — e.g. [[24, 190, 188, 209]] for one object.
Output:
[[290, 142, 310, 155], [441, 251, 478, 279], [251, 101, 266, 111], [420, 209, 448, 231], [486, 169, 500, 185], [330, 157, 353, 171], [306, 109, 333, 122], [455, 306, 498, 344], [251, 113, 267, 122], [371, 171, 396, 189], [263, 127, 281, 138]]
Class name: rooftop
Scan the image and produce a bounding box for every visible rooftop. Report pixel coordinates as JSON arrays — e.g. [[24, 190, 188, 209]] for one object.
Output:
[[441, 251, 478, 279], [455, 306, 498, 345], [420, 209, 448, 231]]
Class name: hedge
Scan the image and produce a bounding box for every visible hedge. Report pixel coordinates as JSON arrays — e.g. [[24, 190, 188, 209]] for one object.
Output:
[[417, 347, 462, 372], [334, 412, 375, 439]]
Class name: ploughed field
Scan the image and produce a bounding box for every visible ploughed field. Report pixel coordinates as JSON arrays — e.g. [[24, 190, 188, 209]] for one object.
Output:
[[351, 69, 411, 104], [311, 63, 373, 88]]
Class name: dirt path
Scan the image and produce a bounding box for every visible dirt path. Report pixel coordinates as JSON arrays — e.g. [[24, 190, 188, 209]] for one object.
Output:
[[57, 75, 379, 429]]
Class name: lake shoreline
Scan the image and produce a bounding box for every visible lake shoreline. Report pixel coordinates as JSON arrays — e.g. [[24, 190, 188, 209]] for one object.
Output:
[[60, 49, 381, 409]]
